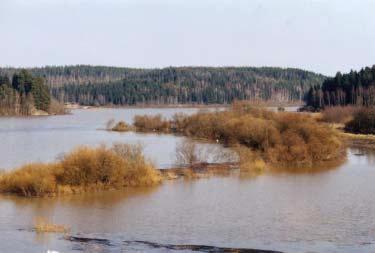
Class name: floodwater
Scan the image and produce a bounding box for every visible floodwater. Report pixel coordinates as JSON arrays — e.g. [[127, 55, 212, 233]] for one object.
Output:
[[0, 107, 224, 170], [0, 108, 375, 253]]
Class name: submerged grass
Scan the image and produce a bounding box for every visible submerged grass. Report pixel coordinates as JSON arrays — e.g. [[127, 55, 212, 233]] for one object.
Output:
[[34, 217, 70, 233], [0, 144, 161, 197]]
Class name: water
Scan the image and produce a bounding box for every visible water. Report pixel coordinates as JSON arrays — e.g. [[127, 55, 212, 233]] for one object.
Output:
[[0, 108, 375, 253], [0, 107, 222, 170]]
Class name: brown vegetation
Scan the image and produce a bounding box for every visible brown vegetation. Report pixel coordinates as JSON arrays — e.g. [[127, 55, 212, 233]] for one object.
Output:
[[111, 121, 132, 132], [133, 114, 171, 132], [48, 98, 69, 115], [34, 217, 69, 233], [235, 146, 266, 173], [345, 107, 375, 135], [320, 106, 360, 124], [132, 101, 345, 168], [0, 144, 161, 197]]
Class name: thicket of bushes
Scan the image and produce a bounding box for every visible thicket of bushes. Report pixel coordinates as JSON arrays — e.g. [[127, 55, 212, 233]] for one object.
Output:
[[0, 144, 161, 197], [345, 107, 375, 134], [133, 115, 171, 132], [320, 106, 361, 124], [317, 106, 375, 135], [132, 102, 344, 167]]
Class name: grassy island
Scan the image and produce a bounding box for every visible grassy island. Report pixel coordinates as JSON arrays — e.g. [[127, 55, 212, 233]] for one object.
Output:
[[0, 144, 161, 197]]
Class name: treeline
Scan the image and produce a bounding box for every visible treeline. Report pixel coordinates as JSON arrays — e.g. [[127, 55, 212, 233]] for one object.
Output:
[[305, 65, 375, 108], [1, 66, 325, 105], [0, 70, 50, 115]]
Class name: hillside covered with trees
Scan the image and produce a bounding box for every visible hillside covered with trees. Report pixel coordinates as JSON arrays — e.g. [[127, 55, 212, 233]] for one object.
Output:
[[0, 66, 325, 106], [305, 65, 375, 108], [0, 70, 51, 115]]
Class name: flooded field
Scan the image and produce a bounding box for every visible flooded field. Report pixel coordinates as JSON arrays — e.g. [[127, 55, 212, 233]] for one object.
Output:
[[0, 108, 375, 253]]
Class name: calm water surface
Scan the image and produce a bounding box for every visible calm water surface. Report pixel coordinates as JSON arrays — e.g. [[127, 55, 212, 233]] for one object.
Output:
[[0, 107, 222, 170], [0, 108, 375, 253]]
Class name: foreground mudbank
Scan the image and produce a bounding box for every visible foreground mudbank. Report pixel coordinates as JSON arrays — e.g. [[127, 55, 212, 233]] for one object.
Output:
[[0, 144, 161, 197], [66, 235, 284, 253]]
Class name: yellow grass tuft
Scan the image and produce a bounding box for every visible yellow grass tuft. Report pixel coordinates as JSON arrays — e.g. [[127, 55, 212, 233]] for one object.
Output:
[[34, 217, 69, 233]]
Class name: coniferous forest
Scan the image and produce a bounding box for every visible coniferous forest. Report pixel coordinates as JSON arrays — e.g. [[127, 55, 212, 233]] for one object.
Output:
[[305, 65, 375, 108], [0, 70, 51, 115], [0, 66, 325, 106]]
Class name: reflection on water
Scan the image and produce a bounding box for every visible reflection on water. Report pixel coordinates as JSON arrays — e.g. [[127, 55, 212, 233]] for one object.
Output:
[[0, 147, 375, 252], [0, 108, 223, 170], [1, 108, 375, 253]]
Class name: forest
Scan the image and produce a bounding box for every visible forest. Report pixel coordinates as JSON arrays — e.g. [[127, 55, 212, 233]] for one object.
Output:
[[305, 65, 375, 108], [0, 66, 325, 106], [0, 70, 50, 115]]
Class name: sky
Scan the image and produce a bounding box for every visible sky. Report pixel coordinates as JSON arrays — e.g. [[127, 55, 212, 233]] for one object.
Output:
[[0, 0, 374, 76]]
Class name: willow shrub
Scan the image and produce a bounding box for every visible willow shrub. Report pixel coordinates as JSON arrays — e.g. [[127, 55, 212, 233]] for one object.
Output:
[[133, 114, 171, 132], [111, 121, 132, 132], [0, 144, 161, 197], [321, 106, 360, 124], [345, 107, 375, 134], [132, 104, 344, 167]]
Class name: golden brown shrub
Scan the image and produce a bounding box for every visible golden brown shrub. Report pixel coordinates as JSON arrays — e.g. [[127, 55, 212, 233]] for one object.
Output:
[[0, 144, 161, 197], [111, 121, 132, 132], [0, 163, 56, 197], [133, 114, 171, 132], [132, 104, 344, 168], [321, 106, 360, 124]]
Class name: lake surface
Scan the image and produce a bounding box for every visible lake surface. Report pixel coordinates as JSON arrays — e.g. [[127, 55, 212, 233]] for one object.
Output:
[[1, 108, 375, 253], [0, 107, 225, 170]]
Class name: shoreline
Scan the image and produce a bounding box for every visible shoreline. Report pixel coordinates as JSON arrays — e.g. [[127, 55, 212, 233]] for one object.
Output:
[[65, 102, 303, 110], [341, 132, 375, 149]]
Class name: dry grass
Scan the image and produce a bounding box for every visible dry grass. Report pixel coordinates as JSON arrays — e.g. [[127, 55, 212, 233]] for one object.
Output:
[[111, 121, 132, 132], [0, 144, 161, 197], [34, 217, 69, 233]]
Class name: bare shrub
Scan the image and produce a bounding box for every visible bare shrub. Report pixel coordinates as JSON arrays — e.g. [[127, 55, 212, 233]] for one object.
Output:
[[0, 143, 161, 197], [321, 106, 360, 124], [345, 107, 375, 134], [133, 114, 171, 132], [235, 146, 266, 172], [48, 98, 69, 115], [106, 118, 115, 130], [111, 121, 131, 132], [133, 103, 344, 167], [0, 163, 57, 197], [175, 140, 200, 166]]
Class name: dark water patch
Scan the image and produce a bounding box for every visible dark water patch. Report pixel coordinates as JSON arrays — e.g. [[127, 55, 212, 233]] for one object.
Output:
[[66, 236, 283, 253], [125, 240, 284, 252], [66, 235, 112, 246]]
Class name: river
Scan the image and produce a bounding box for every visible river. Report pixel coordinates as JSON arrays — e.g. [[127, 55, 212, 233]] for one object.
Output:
[[0, 108, 374, 253]]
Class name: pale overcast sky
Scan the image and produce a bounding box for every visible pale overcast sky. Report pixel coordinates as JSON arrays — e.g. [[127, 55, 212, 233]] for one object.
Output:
[[0, 0, 374, 75]]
